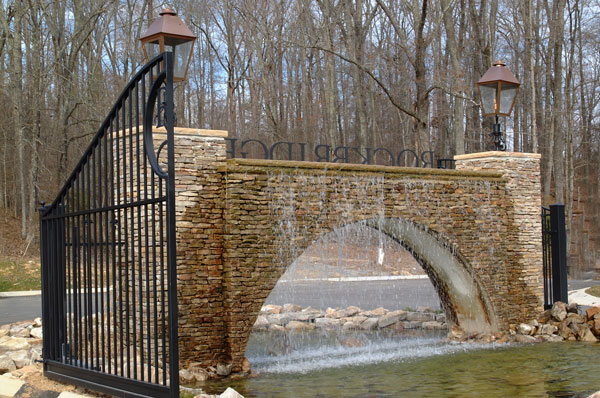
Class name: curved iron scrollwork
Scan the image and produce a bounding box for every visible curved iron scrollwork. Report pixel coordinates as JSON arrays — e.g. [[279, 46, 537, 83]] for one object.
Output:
[[39, 52, 179, 398]]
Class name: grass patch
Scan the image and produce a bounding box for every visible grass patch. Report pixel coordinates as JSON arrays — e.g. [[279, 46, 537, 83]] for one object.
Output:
[[585, 285, 600, 298], [0, 259, 41, 292]]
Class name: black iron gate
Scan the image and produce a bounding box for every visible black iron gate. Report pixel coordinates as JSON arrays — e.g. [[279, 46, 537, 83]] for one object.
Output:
[[542, 204, 568, 309], [39, 52, 179, 398]]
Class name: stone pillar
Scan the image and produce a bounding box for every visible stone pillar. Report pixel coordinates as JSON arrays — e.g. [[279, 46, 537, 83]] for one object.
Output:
[[161, 127, 230, 370], [455, 151, 544, 324]]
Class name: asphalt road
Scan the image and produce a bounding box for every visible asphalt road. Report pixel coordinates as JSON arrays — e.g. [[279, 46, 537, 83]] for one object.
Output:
[[1, 278, 599, 324]]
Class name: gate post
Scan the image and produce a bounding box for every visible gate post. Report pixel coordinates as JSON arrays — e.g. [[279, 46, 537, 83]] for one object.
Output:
[[550, 204, 568, 303]]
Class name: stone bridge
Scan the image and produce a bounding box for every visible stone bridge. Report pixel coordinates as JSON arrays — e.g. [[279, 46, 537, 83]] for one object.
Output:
[[166, 128, 543, 373]]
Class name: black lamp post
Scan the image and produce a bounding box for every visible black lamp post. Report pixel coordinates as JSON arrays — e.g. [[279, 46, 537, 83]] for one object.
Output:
[[477, 60, 520, 151], [140, 7, 197, 82]]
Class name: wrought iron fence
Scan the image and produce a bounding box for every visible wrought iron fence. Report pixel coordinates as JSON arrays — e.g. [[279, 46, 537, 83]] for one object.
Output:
[[541, 204, 568, 309], [39, 52, 179, 398]]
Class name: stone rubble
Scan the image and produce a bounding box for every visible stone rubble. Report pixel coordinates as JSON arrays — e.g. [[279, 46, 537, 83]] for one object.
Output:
[[447, 302, 600, 344], [252, 304, 447, 333], [0, 319, 42, 375]]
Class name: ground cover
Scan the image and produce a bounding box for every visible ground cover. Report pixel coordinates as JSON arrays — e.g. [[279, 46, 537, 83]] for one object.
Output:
[[0, 213, 40, 292], [586, 285, 600, 297]]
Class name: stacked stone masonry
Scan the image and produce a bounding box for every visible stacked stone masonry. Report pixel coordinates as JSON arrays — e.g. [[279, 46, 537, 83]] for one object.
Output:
[[167, 130, 544, 374]]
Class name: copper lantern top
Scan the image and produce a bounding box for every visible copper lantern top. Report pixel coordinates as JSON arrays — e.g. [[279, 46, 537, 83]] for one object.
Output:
[[140, 8, 196, 42], [477, 60, 520, 86]]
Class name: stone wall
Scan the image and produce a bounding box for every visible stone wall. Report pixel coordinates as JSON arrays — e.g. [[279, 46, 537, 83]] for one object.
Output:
[[168, 131, 544, 374]]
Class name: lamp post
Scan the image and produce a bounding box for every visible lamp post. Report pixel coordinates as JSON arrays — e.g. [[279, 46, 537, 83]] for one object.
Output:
[[140, 7, 197, 82], [477, 60, 520, 151]]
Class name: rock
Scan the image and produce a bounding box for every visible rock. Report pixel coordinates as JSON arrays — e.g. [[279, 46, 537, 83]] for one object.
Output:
[[513, 334, 538, 344], [360, 318, 379, 330], [337, 336, 364, 347], [578, 327, 598, 342], [30, 327, 43, 339], [8, 325, 30, 338], [283, 304, 302, 313], [593, 319, 600, 336], [540, 324, 558, 335], [33, 318, 42, 327], [422, 321, 445, 330], [315, 318, 341, 329], [187, 363, 210, 382], [267, 314, 290, 326], [586, 307, 600, 319], [350, 315, 367, 325], [286, 321, 315, 332], [7, 350, 29, 368], [540, 334, 564, 342], [518, 323, 535, 335], [566, 303, 579, 314], [325, 308, 343, 319], [416, 306, 432, 313], [216, 363, 232, 377], [241, 357, 251, 373], [436, 314, 447, 322], [253, 315, 269, 330], [268, 324, 286, 333], [220, 387, 244, 398], [262, 305, 282, 314], [587, 391, 600, 398], [406, 312, 434, 322], [0, 337, 30, 354], [179, 369, 195, 383], [0, 354, 16, 374], [551, 302, 567, 322], [339, 306, 360, 318], [366, 307, 386, 317], [403, 321, 423, 329], [448, 325, 466, 340], [538, 310, 552, 323], [496, 334, 510, 344], [378, 310, 406, 328], [342, 321, 359, 331], [0, 325, 9, 338], [289, 312, 317, 322]]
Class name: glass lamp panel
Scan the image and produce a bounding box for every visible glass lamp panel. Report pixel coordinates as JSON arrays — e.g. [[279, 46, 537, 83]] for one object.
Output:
[[173, 41, 193, 79], [479, 83, 498, 115], [499, 83, 518, 115], [144, 40, 161, 61]]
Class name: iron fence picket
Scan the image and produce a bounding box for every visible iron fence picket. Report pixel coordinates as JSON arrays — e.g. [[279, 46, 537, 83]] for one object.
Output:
[[39, 52, 178, 398]]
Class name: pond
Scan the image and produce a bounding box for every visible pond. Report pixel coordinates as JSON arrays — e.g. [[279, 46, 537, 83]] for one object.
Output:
[[202, 331, 600, 398]]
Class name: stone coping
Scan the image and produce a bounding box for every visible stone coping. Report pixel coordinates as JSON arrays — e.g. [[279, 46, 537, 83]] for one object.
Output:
[[225, 158, 504, 180], [153, 126, 228, 137], [454, 151, 541, 161]]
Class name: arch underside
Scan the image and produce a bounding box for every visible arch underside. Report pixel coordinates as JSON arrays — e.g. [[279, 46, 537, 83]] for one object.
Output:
[[271, 217, 499, 334]]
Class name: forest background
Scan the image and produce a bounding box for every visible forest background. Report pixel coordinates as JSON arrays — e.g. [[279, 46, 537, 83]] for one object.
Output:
[[0, 0, 598, 275]]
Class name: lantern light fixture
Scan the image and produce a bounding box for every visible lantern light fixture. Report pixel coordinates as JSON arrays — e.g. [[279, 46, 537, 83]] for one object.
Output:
[[477, 60, 520, 151], [140, 7, 197, 81]]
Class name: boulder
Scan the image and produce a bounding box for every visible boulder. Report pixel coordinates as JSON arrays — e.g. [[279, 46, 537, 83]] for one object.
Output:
[[365, 307, 386, 317], [416, 306, 432, 313], [513, 334, 538, 344], [378, 310, 406, 328], [179, 369, 195, 384], [593, 319, 600, 336], [267, 314, 290, 326], [578, 327, 598, 342], [216, 363, 232, 377], [29, 327, 43, 339], [33, 318, 42, 327], [587, 391, 600, 398], [406, 312, 434, 322], [7, 350, 29, 368], [422, 321, 445, 330], [0, 325, 9, 338], [350, 316, 367, 325], [518, 323, 535, 335], [586, 306, 600, 320], [315, 318, 341, 329], [403, 321, 422, 329], [286, 321, 315, 332], [262, 305, 282, 315], [551, 302, 567, 322], [241, 357, 251, 373], [0, 337, 30, 354], [0, 354, 16, 374], [340, 306, 361, 318], [566, 302, 579, 314], [448, 325, 466, 340], [540, 324, 558, 335], [436, 314, 447, 323], [540, 334, 564, 342], [342, 321, 360, 331], [360, 318, 379, 330], [283, 304, 302, 313], [220, 387, 244, 398], [290, 312, 317, 322], [8, 325, 30, 338], [268, 324, 286, 333], [253, 316, 269, 330]]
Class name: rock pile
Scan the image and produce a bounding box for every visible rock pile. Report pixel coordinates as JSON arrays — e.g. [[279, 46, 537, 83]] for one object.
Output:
[[512, 302, 599, 343], [0, 319, 42, 374], [252, 304, 447, 332]]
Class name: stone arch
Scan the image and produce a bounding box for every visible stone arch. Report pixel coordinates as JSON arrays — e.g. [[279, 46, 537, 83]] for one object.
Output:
[[262, 217, 498, 336]]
